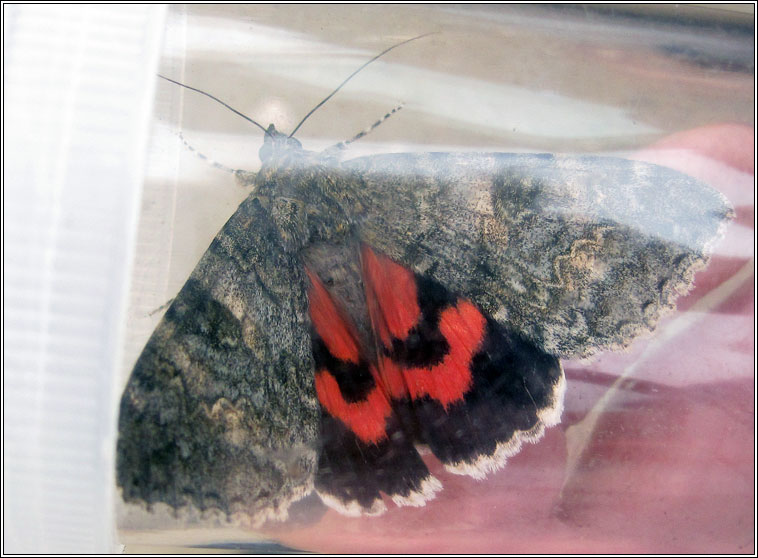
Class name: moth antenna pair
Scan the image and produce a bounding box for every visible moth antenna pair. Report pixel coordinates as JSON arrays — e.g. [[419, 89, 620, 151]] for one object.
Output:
[[158, 33, 432, 166], [173, 104, 406, 176]]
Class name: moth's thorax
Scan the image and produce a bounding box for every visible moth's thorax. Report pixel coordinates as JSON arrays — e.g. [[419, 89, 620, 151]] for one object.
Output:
[[253, 124, 354, 252]]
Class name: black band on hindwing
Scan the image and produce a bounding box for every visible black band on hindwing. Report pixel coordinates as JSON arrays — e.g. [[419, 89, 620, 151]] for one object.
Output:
[[376, 269, 563, 469], [311, 334, 376, 403], [385, 274, 456, 367]]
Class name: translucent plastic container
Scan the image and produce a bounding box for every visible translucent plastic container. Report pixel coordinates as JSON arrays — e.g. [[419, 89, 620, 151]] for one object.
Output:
[[118, 5, 755, 553], [6, 4, 753, 554]]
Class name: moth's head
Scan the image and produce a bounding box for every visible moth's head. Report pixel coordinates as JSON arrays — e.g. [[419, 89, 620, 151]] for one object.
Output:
[[259, 124, 304, 165]]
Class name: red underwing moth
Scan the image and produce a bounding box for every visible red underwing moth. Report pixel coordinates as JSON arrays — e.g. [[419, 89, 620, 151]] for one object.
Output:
[[116, 38, 734, 526]]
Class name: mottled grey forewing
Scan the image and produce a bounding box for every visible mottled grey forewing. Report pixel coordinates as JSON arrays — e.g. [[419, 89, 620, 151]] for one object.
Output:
[[342, 152, 732, 358], [117, 194, 319, 525]]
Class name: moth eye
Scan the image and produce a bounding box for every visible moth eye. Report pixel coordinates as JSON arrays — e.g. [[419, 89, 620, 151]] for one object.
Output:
[[324, 278, 335, 287]]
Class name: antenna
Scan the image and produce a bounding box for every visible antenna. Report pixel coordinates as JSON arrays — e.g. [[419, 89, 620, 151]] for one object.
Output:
[[288, 32, 434, 138], [158, 32, 433, 141], [157, 74, 270, 135]]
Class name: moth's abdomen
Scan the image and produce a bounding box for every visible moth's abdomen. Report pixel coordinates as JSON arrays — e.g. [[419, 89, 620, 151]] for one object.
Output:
[[306, 266, 441, 516]]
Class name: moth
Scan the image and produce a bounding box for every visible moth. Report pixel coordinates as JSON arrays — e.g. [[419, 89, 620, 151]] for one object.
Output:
[[117, 38, 734, 526]]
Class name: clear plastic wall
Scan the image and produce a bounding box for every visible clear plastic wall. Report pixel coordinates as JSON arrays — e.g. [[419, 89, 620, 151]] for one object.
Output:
[[5, 4, 754, 554]]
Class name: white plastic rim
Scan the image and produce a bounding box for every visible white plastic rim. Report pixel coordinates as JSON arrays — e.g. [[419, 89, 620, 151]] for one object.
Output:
[[3, 5, 167, 553]]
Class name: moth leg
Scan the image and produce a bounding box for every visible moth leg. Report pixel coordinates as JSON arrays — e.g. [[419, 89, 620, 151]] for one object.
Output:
[[322, 104, 404, 156]]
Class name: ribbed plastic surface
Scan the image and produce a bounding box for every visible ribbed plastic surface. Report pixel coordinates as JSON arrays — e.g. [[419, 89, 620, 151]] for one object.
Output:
[[3, 5, 166, 553]]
